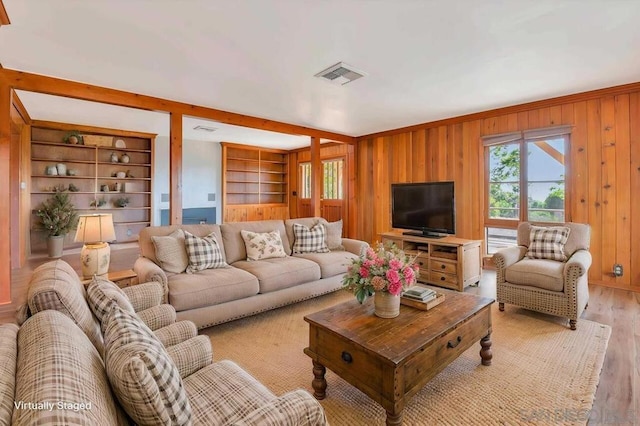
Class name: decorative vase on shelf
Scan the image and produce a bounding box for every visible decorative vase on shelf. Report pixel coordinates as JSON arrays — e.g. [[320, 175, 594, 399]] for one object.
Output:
[[56, 163, 67, 176], [374, 291, 401, 318], [110, 152, 119, 163], [120, 153, 130, 163]]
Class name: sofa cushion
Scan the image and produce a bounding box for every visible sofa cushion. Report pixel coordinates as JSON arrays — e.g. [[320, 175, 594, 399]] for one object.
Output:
[[103, 303, 191, 425], [13, 310, 127, 425], [139, 224, 226, 266], [233, 257, 321, 293], [292, 223, 330, 254], [324, 219, 345, 251], [221, 220, 291, 263], [0, 323, 18, 426], [184, 231, 228, 273], [86, 276, 135, 325], [168, 267, 259, 311], [152, 228, 189, 273], [26, 259, 104, 357], [526, 225, 571, 261], [183, 360, 275, 425], [294, 250, 359, 278], [505, 258, 565, 292], [241, 230, 288, 261]]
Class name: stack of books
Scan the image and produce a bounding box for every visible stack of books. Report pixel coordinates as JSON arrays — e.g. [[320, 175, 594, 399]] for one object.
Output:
[[402, 287, 437, 303]]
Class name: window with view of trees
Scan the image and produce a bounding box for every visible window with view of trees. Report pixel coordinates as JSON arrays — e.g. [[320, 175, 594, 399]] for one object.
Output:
[[484, 126, 570, 254]]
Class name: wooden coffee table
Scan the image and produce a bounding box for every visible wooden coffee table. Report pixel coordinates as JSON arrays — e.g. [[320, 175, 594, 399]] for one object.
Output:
[[304, 289, 494, 425]]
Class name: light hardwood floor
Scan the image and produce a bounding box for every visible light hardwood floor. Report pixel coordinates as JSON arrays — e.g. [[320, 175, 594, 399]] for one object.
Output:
[[2, 248, 638, 425]]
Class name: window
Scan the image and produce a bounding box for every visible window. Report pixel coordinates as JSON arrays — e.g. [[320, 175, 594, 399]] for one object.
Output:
[[299, 159, 344, 200], [322, 159, 344, 200], [484, 125, 570, 254], [299, 163, 311, 199]]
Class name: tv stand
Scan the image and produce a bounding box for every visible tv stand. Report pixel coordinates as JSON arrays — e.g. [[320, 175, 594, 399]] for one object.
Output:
[[402, 231, 446, 239], [381, 232, 482, 292]]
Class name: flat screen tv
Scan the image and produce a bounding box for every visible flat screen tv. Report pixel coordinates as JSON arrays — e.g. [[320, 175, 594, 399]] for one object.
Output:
[[391, 181, 455, 238]]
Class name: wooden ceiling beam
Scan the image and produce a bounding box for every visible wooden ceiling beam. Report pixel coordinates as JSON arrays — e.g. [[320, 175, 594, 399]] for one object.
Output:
[[0, 68, 356, 144], [0, 0, 10, 26]]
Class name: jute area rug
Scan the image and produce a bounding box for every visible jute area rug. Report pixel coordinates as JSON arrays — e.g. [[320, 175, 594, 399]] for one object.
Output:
[[202, 291, 610, 426]]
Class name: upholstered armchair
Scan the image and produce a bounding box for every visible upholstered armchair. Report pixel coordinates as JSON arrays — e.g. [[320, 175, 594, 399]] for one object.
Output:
[[493, 222, 591, 330]]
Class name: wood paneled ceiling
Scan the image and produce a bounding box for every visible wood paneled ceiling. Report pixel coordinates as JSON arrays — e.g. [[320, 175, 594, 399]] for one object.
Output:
[[2, 0, 640, 145]]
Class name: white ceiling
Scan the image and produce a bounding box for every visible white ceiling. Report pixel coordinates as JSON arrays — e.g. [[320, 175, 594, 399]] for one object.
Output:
[[3, 0, 640, 148]]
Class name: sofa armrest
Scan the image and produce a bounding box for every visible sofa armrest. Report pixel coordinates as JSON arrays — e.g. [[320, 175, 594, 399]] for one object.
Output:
[[165, 335, 212, 379], [342, 238, 369, 256], [136, 304, 176, 331], [122, 281, 163, 312], [564, 249, 592, 279], [233, 389, 327, 426], [154, 320, 198, 348], [133, 257, 169, 302]]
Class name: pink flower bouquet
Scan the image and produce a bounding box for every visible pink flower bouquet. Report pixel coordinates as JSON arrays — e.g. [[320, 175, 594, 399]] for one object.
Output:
[[342, 242, 419, 303]]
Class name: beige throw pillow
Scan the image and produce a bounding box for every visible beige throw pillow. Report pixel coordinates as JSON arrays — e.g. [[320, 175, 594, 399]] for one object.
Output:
[[324, 219, 345, 251], [151, 229, 189, 273], [240, 230, 287, 261]]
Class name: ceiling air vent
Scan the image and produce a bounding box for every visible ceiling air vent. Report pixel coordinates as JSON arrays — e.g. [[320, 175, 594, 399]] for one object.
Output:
[[315, 62, 365, 85], [193, 125, 217, 132]]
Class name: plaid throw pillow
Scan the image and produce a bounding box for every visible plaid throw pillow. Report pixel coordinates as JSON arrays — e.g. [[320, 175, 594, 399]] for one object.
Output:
[[184, 231, 227, 273], [103, 303, 191, 425], [240, 230, 287, 261], [526, 225, 571, 261], [292, 223, 330, 254]]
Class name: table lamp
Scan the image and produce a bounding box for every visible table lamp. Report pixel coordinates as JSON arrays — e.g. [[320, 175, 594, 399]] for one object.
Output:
[[74, 213, 116, 279]]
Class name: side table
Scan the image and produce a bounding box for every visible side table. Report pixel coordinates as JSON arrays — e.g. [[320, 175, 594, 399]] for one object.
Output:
[[80, 269, 139, 288]]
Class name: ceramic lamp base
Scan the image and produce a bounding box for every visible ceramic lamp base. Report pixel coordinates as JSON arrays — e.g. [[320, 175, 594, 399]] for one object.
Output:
[[80, 242, 111, 279]]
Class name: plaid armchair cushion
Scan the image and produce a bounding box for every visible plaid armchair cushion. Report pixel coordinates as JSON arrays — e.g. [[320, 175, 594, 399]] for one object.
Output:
[[526, 225, 571, 261], [103, 303, 191, 425], [184, 231, 228, 273], [292, 223, 330, 254]]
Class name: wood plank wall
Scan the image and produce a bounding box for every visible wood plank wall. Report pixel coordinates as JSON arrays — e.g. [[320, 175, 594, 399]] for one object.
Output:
[[355, 90, 640, 292]]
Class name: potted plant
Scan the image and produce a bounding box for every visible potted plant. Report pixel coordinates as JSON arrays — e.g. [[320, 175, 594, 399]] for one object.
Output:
[[35, 189, 79, 258], [63, 130, 83, 145], [342, 242, 419, 318]]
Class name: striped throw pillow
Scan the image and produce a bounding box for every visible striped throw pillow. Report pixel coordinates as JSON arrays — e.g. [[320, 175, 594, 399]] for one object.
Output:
[[526, 225, 571, 261], [292, 223, 330, 254], [184, 231, 227, 273]]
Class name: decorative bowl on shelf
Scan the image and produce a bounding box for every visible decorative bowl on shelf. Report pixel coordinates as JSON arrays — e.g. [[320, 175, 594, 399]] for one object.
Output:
[[116, 171, 126, 178]]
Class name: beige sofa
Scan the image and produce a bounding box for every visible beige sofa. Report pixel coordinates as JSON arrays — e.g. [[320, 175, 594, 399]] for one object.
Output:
[[134, 218, 368, 329], [1, 259, 326, 425]]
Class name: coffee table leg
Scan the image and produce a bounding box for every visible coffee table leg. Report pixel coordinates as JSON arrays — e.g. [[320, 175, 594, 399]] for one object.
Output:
[[311, 360, 327, 400], [386, 410, 403, 426], [480, 333, 492, 366]]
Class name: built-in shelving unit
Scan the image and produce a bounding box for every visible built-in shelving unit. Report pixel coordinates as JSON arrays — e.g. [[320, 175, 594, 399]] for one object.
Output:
[[30, 124, 155, 254], [221, 142, 290, 222]]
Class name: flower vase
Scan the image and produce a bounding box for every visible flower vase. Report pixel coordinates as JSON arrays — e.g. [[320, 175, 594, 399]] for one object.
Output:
[[374, 291, 401, 318]]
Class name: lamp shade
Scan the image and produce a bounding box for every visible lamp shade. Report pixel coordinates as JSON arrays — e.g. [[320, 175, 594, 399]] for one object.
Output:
[[74, 214, 116, 243]]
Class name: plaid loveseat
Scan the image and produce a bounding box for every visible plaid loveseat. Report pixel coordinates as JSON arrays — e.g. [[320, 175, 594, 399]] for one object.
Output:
[[0, 259, 327, 425]]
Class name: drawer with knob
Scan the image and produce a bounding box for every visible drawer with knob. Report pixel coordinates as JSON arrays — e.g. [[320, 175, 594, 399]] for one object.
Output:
[[430, 260, 457, 275], [430, 271, 458, 288]]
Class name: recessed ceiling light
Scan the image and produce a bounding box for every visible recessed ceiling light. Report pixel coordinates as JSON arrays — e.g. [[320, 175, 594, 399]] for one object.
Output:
[[315, 62, 365, 85], [193, 125, 217, 132]]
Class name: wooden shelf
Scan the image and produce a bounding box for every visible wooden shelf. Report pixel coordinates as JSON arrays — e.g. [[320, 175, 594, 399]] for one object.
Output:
[[222, 143, 289, 210], [30, 124, 154, 255]]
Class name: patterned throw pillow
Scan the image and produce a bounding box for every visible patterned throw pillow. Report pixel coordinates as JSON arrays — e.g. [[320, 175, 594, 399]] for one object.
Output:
[[151, 229, 189, 273], [292, 223, 330, 254], [240, 230, 287, 261], [324, 219, 345, 251], [526, 225, 571, 261], [86, 276, 135, 326], [103, 303, 192, 425], [184, 231, 228, 273]]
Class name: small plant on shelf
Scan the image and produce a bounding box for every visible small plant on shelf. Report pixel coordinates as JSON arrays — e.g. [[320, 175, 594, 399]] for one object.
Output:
[[62, 130, 83, 145], [113, 197, 129, 208], [90, 198, 107, 208]]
